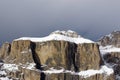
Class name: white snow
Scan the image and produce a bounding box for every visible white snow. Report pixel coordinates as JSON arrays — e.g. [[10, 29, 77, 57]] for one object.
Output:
[[21, 49, 32, 53], [0, 77, 12, 80], [100, 45, 120, 55], [99, 45, 120, 66], [43, 67, 64, 74], [26, 63, 36, 69], [22, 63, 36, 70], [42, 65, 113, 78], [21, 51, 28, 53], [74, 66, 113, 78], [14, 30, 94, 44], [99, 45, 120, 80], [2, 64, 18, 72], [0, 70, 7, 75]]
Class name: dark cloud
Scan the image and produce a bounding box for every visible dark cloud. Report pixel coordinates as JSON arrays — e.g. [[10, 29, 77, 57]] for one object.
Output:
[[0, 0, 120, 46]]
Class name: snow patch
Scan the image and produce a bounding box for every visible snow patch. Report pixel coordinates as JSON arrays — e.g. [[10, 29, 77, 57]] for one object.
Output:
[[0, 77, 12, 80], [73, 66, 113, 78], [0, 70, 7, 75], [26, 63, 36, 69], [22, 63, 36, 70], [43, 67, 64, 74], [2, 64, 18, 72], [100, 45, 120, 54]]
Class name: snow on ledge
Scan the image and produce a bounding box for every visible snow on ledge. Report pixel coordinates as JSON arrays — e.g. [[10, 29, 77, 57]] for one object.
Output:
[[0, 63, 113, 78], [0, 77, 12, 80], [2, 64, 18, 72], [42, 65, 113, 78], [14, 34, 94, 44], [100, 45, 120, 55]]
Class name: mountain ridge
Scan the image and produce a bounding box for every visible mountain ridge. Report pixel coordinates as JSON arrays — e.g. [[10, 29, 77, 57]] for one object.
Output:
[[14, 30, 94, 44], [1, 30, 120, 80]]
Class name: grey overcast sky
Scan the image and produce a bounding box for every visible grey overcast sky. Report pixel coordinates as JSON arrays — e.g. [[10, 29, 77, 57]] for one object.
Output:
[[0, 0, 120, 45]]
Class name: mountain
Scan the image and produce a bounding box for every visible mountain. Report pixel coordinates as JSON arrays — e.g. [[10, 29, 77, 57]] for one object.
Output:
[[0, 30, 116, 80]]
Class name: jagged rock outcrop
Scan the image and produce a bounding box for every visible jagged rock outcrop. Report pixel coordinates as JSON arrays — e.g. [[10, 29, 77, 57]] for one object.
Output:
[[101, 51, 120, 77], [99, 31, 120, 47], [0, 30, 115, 80], [4, 40, 34, 64], [103, 52, 120, 64], [99, 31, 120, 80], [0, 42, 11, 59], [50, 30, 80, 38]]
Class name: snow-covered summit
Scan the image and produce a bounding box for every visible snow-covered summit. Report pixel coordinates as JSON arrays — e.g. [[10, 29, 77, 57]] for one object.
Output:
[[50, 30, 81, 38], [14, 30, 94, 44]]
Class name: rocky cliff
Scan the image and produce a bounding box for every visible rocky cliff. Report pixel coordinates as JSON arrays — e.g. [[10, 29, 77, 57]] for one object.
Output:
[[99, 31, 120, 80], [99, 31, 120, 47], [0, 30, 114, 80]]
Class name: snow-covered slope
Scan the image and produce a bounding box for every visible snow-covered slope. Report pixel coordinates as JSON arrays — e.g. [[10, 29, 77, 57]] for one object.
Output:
[[14, 30, 94, 44]]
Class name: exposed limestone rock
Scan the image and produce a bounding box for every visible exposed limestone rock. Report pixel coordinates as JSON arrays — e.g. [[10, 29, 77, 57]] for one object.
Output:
[[5, 66, 115, 80], [0, 39, 113, 80], [0, 42, 11, 59], [21, 68, 41, 80], [76, 43, 102, 71], [5, 40, 34, 64], [34, 41, 102, 71], [5, 66, 41, 80], [43, 72, 115, 80], [103, 52, 120, 64], [35, 40, 77, 70]]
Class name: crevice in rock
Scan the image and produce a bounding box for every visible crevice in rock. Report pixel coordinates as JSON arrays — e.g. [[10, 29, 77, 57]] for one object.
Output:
[[30, 42, 46, 80], [30, 42, 42, 69], [71, 43, 79, 72], [40, 73, 46, 80], [7, 43, 11, 56]]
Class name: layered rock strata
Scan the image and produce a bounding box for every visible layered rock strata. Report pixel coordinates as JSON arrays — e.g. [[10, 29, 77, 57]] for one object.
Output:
[[0, 30, 114, 80]]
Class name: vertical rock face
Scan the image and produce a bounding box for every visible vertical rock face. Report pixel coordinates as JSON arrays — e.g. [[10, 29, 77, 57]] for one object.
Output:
[[35, 41, 102, 71], [76, 43, 101, 71], [35, 41, 77, 70], [5, 40, 34, 64], [0, 30, 115, 80], [0, 42, 11, 59]]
